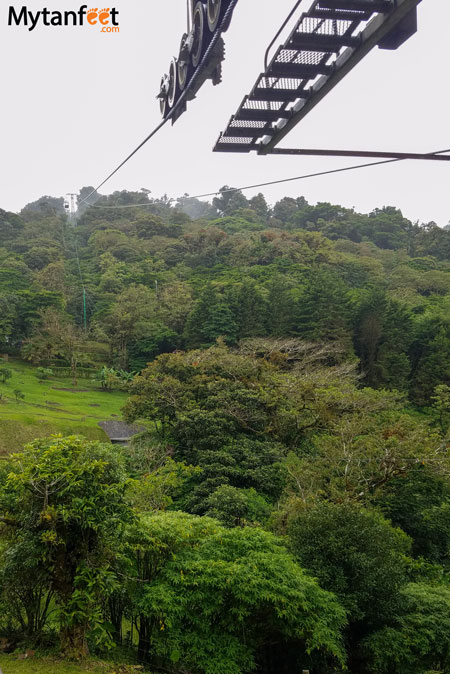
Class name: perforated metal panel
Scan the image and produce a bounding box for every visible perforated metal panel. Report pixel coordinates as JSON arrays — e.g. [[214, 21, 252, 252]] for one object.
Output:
[[214, 0, 420, 153]]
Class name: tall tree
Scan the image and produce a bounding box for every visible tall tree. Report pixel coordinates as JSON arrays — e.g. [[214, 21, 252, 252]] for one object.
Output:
[[184, 285, 238, 347], [232, 280, 267, 339], [354, 289, 412, 389], [0, 435, 132, 658], [287, 502, 411, 672], [129, 512, 347, 672], [22, 307, 87, 385], [294, 269, 352, 346], [410, 316, 450, 404], [100, 285, 163, 368], [213, 186, 249, 216]]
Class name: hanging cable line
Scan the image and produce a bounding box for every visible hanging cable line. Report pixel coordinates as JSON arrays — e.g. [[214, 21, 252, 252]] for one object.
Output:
[[79, 119, 169, 206], [74, 0, 445, 214], [78, 146, 450, 210], [79, 0, 240, 208]]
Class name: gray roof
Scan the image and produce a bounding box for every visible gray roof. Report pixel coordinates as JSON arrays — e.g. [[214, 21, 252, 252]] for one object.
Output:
[[98, 420, 146, 441]]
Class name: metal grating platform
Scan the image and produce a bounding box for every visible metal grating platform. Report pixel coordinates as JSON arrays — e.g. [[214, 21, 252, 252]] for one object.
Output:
[[214, 0, 421, 154]]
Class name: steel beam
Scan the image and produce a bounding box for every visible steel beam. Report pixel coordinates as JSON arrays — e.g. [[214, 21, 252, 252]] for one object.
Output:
[[267, 148, 450, 161]]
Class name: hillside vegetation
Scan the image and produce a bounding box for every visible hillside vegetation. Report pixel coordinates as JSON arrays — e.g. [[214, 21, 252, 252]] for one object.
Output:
[[2, 189, 450, 404], [1, 189, 450, 674]]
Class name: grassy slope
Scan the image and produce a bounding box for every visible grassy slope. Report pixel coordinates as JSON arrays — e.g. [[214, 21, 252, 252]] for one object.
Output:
[[0, 655, 148, 673], [0, 656, 112, 674], [0, 360, 128, 454]]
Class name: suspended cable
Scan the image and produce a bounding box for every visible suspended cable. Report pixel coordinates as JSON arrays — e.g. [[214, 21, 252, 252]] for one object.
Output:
[[79, 0, 240, 207], [192, 148, 450, 198], [80, 120, 169, 205], [78, 146, 450, 210], [74, 0, 445, 214]]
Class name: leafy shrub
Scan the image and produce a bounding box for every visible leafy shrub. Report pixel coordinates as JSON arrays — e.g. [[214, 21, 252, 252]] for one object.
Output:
[[0, 368, 12, 384], [35, 366, 54, 380]]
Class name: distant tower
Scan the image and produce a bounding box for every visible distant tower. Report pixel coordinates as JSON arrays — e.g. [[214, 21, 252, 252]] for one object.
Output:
[[64, 193, 78, 217]]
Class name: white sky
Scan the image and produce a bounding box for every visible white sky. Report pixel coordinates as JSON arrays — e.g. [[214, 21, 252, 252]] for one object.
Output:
[[1, 0, 449, 224]]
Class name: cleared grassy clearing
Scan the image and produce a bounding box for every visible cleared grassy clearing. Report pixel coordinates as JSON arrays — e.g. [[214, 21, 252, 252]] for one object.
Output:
[[0, 360, 128, 453]]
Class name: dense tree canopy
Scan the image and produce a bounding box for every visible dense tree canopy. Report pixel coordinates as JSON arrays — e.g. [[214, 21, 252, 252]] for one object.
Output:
[[3, 186, 450, 403], [2, 188, 450, 673]]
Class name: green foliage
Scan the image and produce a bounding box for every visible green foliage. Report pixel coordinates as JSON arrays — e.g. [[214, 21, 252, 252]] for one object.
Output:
[[377, 467, 450, 565], [13, 388, 25, 402], [94, 367, 122, 391], [0, 367, 12, 384], [4, 189, 450, 672], [184, 284, 238, 347], [409, 315, 450, 404], [354, 288, 413, 389], [99, 285, 172, 369], [22, 307, 88, 386], [212, 186, 249, 216], [0, 435, 133, 657], [287, 503, 411, 626], [281, 409, 447, 506], [179, 438, 286, 514], [129, 457, 200, 511], [232, 280, 267, 339], [294, 268, 352, 346], [265, 276, 295, 336], [364, 583, 450, 674], [204, 485, 272, 527], [35, 366, 54, 380], [432, 383, 450, 432], [0, 208, 25, 242], [133, 512, 346, 673], [124, 345, 295, 513], [127, 326, 177, 371]]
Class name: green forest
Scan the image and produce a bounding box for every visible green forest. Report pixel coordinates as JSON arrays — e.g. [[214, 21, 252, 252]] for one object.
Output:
[[1, 187, 450, 674]]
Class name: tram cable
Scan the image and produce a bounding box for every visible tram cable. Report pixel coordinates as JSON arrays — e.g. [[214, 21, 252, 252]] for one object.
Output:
[[79, 146, 450, 211], [79, 0, 240, 208], [76, 0, 446, 213]]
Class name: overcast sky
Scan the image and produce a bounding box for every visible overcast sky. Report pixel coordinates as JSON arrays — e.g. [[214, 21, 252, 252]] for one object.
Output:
[[1, 0, 449, 224]]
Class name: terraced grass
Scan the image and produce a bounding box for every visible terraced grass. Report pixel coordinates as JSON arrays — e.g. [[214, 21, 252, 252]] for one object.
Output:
[[0, 360, 129, 453]]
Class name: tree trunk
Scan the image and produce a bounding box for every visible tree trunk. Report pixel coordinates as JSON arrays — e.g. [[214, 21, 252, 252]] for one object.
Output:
[[53, 544, 87, 659], [108, 593, 123, 644], [60, 623, 89, 659], [137, 615, 150, 662]]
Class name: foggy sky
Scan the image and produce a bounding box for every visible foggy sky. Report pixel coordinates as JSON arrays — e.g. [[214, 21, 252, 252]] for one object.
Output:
[[1, 0, 449, 224]]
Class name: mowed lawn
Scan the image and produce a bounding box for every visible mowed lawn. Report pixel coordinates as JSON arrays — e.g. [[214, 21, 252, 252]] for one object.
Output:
[[0, 360, 129, 453]]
